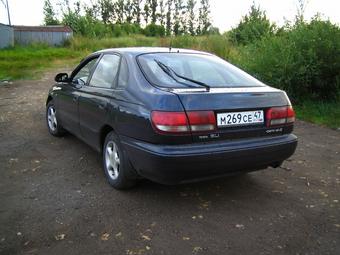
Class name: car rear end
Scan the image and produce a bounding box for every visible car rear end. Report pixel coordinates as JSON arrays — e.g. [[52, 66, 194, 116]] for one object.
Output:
[[122, 50, 297, 184]]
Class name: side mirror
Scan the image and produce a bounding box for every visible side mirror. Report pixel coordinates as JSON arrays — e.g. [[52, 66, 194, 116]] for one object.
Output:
[[55, 73, 69, 82]]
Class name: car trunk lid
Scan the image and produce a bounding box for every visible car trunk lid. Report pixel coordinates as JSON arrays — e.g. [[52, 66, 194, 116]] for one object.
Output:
[[172, 86, 292, 142]]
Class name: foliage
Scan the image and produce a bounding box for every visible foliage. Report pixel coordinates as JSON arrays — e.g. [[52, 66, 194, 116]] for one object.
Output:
[[44, 0, 212, 36], [187, 0, 196, 35], [229, 3, 275, 44], [43, 0, 59, 25], [295, 100, 340, 129], [143, 23, 165, 36], [234, 16, 340, 101], [197, 0, 211, 35]]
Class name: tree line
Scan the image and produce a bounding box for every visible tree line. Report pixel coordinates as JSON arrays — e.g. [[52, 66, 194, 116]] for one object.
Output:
[[43, 0, 217, 36]]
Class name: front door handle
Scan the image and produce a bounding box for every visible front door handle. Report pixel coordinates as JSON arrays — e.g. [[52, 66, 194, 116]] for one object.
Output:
[[98, 103, 106, 110]]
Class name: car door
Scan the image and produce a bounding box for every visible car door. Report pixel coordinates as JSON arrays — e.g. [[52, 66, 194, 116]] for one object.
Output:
[[57, 56, 99, 135], [78, 53, 121, 149]]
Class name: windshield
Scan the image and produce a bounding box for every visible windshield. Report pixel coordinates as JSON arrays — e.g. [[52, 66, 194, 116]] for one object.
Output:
[[137, 53, 265, 88]]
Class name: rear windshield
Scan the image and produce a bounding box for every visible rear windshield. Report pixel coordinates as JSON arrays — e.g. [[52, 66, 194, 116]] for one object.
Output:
[[137, 53, 264, 88]]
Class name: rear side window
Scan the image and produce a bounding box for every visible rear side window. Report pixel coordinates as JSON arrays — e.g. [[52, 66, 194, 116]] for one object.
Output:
[[89, 54, 120, 88], [137, 53, 264, 88], [117, 57, 129, 89]]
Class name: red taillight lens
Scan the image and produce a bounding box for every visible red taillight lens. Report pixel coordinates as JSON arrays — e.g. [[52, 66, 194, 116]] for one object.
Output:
[[266, 106, 295, 127], [286, 106, 295, 123], [151, 111, 216, 134], [151, 111, 189, 133], [187, 111, 216, 132]]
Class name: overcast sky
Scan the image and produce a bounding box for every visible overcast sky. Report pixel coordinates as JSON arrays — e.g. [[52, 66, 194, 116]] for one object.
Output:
[[1, 0, 339, 32]]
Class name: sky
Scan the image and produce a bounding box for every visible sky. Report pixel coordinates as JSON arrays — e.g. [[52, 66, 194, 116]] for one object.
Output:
[[1, 0, 339, 32]]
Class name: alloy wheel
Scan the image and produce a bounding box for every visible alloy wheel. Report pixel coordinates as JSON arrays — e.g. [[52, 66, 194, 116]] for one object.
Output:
[[105, 141, 120, 180], [47, 106, 58, 132]]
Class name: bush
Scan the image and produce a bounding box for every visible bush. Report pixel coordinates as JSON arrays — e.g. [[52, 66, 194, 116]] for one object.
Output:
[[229, 4, 275, 45], [235, 17, 340, 101], [143, 23, 165, 37]]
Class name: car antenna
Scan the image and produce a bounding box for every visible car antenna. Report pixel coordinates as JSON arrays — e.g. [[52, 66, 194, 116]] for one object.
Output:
[[169, 29, 177, 52]]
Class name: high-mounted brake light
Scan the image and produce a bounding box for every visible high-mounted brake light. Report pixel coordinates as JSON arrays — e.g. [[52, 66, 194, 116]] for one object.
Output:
[[151, 111, 216, 134], [266, 106, 295, 127]]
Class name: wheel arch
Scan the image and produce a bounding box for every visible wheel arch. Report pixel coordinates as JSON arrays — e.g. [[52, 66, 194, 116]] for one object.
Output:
[[99, 124, 115, 152], [46, 95, 53, 105]]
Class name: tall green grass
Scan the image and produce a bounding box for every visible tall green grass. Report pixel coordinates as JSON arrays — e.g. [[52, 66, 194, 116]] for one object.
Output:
[[0, 35, 238, 80], [67, 35, 160, 52], [295, 101, 340, 129], [0, 44, 82, 80]]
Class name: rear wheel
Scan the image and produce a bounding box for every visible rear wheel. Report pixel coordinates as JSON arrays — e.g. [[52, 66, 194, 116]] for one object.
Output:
[[46, 101, 66, 137], [103, 131, 137, 189]]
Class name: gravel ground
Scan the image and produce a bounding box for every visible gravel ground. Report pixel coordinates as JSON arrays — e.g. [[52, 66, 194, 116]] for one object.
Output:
[[0, 71, 339, 255]]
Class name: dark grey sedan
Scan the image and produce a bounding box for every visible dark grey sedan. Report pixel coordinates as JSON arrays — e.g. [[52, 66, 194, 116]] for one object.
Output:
[[46, 47, 297, 189]]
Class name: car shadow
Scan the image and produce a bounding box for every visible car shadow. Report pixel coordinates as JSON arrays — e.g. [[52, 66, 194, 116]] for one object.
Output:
[[59, 133, 283, 209]]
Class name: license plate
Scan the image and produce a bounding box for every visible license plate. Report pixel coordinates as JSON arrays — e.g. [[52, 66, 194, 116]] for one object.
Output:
[[217, 110, 264, 127]]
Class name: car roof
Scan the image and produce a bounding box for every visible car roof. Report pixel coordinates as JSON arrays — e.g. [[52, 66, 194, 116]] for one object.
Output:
[[95, 47, 213, 56]]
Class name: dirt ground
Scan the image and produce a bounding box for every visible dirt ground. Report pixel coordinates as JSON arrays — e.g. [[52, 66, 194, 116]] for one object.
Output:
[[0, 70, 339, 255]]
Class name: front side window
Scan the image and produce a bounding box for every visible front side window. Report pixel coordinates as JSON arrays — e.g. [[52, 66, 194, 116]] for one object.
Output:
[[137, 53, 265, 88], [89, 54, 120, 88], [72, 57, 98, 85]]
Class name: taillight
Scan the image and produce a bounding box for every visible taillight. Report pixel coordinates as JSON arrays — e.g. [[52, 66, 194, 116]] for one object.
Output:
[[286, 106, 295, 124], [151, 111, 216, 134], [266, 106, 295, 127], [151, 111, 189, 133], [187, 111, 216, 132]]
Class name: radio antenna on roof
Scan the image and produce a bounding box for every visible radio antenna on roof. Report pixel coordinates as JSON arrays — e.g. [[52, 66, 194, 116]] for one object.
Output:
[[169, 36, 172, 52]]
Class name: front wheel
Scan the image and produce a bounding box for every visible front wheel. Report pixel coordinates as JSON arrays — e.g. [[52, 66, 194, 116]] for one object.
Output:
[[46, 100, 66, 137], [103, 131, 137, 189]]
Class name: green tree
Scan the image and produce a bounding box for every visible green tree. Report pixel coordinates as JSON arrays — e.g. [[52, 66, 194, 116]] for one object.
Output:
[[173, 0, 184, 35], [98, 0, 115, 24], [229, 3, 275, 44], [197, 0, 211, 35], [144, 0, 151, 24], [124, 0, 133, 22], [115, 0, 125, 23], [150, 0, 158, 23], [296, 0, 308, 23], [165, 0, 173, 35], [187, 0, 196, 35], [158, 0, 166, 26], [43, 0, 59, 25], [132, 0, 142, 24]]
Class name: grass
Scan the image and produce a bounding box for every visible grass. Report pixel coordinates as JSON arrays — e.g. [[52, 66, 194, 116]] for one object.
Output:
[[0, 36, 166, 80], [0, 35, 239, 81], [0, 44, 82, 80], [295, 101, 340, 129]]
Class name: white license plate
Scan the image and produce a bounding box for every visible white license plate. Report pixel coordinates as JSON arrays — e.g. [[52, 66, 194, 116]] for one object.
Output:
[[217, 110, 264, 127]]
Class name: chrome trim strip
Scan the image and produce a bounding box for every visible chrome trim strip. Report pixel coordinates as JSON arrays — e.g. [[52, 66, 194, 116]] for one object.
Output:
[[171, 86, 281, 94]]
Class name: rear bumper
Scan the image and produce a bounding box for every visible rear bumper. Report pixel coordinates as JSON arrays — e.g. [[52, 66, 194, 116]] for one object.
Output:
[[121, 134, 298, 185]]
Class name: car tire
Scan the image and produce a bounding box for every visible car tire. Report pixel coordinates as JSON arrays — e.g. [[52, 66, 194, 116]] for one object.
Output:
[[46, 100, 66, 137], [103, 131, 137, 189]]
